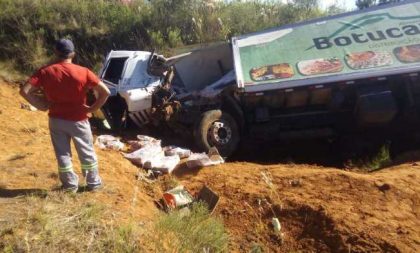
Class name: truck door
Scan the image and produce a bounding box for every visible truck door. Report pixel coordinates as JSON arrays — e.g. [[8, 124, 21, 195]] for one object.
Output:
[[118, 52, 161, 127]]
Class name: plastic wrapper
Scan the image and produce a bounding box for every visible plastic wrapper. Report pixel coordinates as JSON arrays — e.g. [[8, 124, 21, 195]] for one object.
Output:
[[95, 135, 125, 151], [164, 146, 191, 159], [143, 155, 180, 174], [123, 144, 164, 167], [126, 135, 161, 152], [186, 148, 224, 168]]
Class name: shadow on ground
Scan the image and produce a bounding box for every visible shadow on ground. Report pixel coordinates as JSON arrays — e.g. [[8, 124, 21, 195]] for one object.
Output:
[[0, 188, 48, 198]]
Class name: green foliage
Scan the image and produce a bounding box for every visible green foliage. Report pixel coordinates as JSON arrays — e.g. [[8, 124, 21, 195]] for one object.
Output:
[[0, 0, 328, 75], [152, 202, 229, 252], [345, 143, 392, 171]]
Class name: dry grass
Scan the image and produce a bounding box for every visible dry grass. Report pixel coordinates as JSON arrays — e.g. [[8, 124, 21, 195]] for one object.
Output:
[[0, 192, 143, 253], [0, 191, 230, 253]]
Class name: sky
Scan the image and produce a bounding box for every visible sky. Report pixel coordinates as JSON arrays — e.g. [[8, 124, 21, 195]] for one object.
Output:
[[221, 1, 357, 11], [319, 0, 356, 10]]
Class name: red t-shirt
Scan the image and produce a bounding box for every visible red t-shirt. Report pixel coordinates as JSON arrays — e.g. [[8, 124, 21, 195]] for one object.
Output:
[[28, 62, 99, 121]]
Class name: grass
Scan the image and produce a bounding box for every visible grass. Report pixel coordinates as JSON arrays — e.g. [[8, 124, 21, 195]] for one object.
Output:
[[0, 192, 143, 253], [0, 191, 230, 253], [345, 143, 392, 172], [150, 202, 229, 253]]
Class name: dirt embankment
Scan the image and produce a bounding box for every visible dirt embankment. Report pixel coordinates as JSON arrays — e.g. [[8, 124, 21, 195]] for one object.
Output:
[[0, 82, 159, 223], [1, 82, 419, 252], [175, 162, 419, 252]]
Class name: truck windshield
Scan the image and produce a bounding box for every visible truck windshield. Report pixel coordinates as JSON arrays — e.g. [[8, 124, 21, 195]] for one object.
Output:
[[103, 57, 128, 85]]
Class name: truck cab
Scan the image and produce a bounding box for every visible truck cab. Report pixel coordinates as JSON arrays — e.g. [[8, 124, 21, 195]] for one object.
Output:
[[99, 50, 161, 127]]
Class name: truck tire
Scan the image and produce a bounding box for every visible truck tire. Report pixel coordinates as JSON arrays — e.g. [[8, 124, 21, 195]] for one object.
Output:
[[194, 110, 240, 157]]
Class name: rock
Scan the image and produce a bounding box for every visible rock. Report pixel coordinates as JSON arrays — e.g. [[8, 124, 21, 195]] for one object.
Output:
[[375, 182, 391, 192], [290, 179, 301, 187]]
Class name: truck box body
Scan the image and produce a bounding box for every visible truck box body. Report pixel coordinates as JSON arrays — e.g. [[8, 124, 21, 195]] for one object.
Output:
[[233, 0, 420, 92]]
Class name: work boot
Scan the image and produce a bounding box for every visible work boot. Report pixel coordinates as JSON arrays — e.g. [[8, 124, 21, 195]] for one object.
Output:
[[86, 183, 103, 192], [61, 185, 78, 194]]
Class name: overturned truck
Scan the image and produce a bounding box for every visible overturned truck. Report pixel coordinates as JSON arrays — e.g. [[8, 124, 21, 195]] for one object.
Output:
[[98, 0, 420, 157]]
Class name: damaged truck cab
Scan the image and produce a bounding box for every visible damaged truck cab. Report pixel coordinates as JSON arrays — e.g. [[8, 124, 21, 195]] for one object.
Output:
[[99, 44, 241, 156], [99, 0, 420, 157]]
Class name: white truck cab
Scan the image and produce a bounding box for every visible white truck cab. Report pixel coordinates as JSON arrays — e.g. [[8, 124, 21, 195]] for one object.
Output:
[[99, 50, 161, 126]]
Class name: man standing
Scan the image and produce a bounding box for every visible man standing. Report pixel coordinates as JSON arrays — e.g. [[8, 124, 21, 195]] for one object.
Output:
[[20, 38, 110, 193]]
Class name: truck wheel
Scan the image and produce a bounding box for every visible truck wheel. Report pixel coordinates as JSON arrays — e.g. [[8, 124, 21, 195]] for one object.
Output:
[[194, 110, 240, 157]]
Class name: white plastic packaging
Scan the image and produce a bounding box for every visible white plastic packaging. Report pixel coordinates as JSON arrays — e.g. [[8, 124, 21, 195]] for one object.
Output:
[[123, 144, 164, 167], [95, 135, 125, 151], [186, 148, 224, 168], [143, 155, 180, 174], [272, 217, 281, 233], [164, 146, 191, 159]]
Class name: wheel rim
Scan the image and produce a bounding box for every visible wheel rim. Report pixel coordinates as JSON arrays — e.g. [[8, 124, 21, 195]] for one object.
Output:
[[208, 120, 232, 146]]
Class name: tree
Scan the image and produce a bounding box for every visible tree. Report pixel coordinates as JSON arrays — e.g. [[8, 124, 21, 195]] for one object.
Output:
[[356, 0, 376, 9], [356, 0, 402, 9], [378, 0, 402, 5]]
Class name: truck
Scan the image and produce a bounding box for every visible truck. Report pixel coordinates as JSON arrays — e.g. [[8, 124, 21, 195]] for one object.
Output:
[[97, 0, 420, 157]]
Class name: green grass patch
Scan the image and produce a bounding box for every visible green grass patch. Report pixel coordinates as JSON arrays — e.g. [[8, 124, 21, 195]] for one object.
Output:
[[151, 202, 229, 253]]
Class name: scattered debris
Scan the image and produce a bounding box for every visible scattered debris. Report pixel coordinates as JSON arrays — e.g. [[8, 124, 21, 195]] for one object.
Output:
[[271, 217, 285, 244], [127, 135, 162, 152], [95, 135, 124, 151], [124, 135, 222, 173], [271, 217, 281, 233], [186, 147, 224, 168], [143, 155, 180, 174], [164, 145, 191, 158], [160, 185, 220, 214], [163, 185, 194, 209], [196, 185, 220, 215], [124, 143, 164, 167], [20, 103, 37, 111]]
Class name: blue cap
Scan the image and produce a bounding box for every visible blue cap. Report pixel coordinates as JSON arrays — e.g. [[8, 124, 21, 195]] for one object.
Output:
[[55, 39, 74, 55]]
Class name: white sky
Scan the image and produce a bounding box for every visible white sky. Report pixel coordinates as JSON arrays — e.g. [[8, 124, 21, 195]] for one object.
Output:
[[274, 0, 356, 10], [319, 0, 356, 10], [222, 0, 357, 11]]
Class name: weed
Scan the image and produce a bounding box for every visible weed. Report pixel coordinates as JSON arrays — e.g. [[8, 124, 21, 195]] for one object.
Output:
[[151, 202, 229, 253], [161, 174, 181, 191], [345, 143, 392, 171]]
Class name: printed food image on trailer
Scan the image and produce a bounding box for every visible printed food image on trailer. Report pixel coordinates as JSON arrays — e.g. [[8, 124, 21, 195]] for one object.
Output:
[[345, 51, 393, 70], [394, 44, 420, 63], [297, 58, 343, 76], [250, 63, 294, 82]]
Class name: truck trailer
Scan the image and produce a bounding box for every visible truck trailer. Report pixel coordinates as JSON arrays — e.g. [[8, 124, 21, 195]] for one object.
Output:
[[98, 0, 420, 157]]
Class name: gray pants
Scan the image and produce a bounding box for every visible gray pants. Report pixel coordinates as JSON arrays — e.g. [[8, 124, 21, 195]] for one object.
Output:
[[49, 117, 102, 189]]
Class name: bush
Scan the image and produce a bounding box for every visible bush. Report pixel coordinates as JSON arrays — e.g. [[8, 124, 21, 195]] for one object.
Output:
[[0, 0, 334, 75]]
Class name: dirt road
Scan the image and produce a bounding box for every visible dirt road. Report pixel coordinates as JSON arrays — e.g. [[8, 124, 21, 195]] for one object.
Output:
[[0, 82, 419, 252]]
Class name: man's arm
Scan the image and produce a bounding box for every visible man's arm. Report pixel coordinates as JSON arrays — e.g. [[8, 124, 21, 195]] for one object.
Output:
[[19, 83, 49, 111], [85, 81, 110, 113]]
